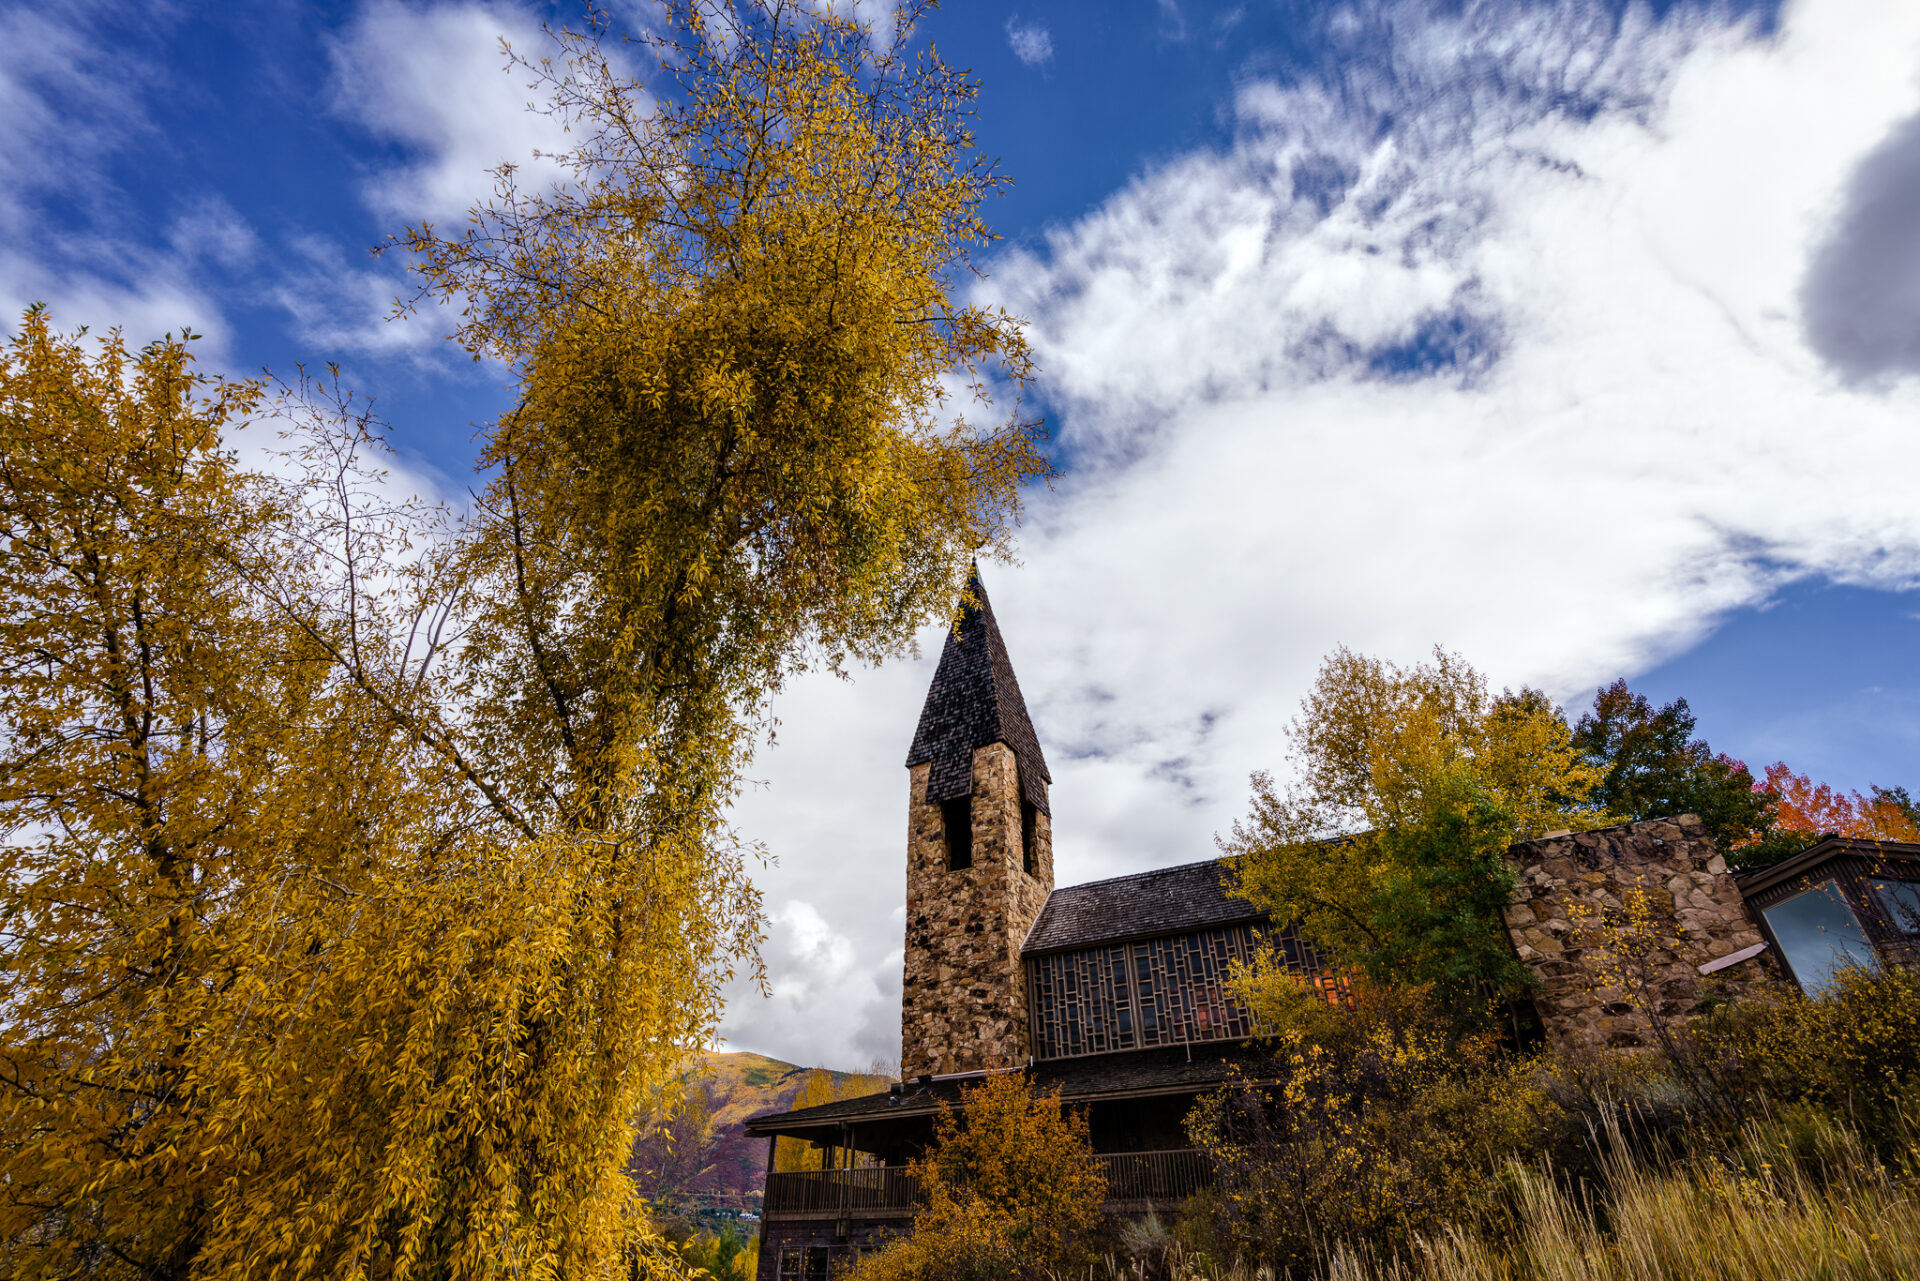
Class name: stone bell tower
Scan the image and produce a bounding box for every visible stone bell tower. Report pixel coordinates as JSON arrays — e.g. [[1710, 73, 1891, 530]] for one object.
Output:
[[900, 569, 1054, 1078]]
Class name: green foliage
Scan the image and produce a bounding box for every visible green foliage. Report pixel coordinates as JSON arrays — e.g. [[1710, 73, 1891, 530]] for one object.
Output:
[[1689, 964, 1920, 1149], [848, 1072, 1106, 1281], [1572, 679, 1773, 853], [1726, 825, 1823, 871], [667, 1223, 756, 1281], [1367, 768, 1535, 1003], [1226, 647, 1606, 1018]]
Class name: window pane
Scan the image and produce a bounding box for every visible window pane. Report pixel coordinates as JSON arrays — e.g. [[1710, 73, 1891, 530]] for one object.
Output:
[[1762, 880, 1878, 995], [1871, 879, 1920, 936]]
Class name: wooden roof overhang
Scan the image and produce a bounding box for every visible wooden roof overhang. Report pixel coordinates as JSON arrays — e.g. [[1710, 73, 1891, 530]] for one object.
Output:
[[1734, 836, 1920, 906], [742, 1046, 1271, 1147], [1734, 836, 1920, 978]]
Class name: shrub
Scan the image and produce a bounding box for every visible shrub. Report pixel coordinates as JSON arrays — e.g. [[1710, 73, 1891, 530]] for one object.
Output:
[[1187, 982, 1560, 1272], [845, 1071, 1105, 1281], [1688, 963, 1920, 1151], [1093, 1110, 1920, 1281]]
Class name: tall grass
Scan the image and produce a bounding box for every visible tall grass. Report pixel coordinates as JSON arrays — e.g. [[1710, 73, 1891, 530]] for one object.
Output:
[[1090, 1112, 1920, 1281]]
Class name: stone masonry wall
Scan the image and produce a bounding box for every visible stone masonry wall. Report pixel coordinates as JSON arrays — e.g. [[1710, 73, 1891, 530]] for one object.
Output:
[[901, 743, 1053, 1078], [1506, 815, 1782, 1054]]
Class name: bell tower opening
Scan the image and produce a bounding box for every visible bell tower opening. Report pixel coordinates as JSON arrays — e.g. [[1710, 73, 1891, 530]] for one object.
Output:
[[942, 796, 973, 870], [1021, 798, 1039, 877]]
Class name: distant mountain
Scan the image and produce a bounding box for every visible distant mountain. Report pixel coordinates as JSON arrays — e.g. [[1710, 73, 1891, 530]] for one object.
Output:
[[631, 1051, 887, 1219]]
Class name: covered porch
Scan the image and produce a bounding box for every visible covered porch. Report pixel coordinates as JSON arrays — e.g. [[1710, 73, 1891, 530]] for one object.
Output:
[[762, 1146, 1213, 1221]]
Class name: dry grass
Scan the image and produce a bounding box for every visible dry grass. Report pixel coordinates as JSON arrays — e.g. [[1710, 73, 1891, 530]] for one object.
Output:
[[1087, 1114, 1920, 1281]]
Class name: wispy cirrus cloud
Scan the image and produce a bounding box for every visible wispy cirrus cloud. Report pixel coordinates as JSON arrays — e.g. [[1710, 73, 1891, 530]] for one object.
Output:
[[0, 2, 230, 346]]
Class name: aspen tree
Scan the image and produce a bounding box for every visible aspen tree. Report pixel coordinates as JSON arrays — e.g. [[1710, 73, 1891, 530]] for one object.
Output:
[[1224, 647, 1609, 1017]]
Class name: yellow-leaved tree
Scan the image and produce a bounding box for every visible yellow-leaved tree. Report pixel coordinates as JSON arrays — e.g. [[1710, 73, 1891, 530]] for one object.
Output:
[[847, 1072, 1106, 1281], [772, 1067, 889, 1171], [0, 3, 1046, 1278], [1225, 646, 1609, 1025]]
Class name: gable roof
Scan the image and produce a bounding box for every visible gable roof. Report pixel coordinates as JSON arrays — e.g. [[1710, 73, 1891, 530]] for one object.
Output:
[[1021, 856, 1264, 955], [905, 568, 1051, 815], [1734, 835, 1920, 899]]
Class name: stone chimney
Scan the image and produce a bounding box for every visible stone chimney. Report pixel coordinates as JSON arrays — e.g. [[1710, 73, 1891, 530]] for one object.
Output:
[[899, 569, 1053, 1077]]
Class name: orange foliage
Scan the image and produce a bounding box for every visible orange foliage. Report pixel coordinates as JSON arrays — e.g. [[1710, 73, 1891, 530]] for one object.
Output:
[[1761, 764, 1920, 843]]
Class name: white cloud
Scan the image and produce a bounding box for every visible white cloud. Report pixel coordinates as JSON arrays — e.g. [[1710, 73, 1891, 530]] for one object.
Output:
[[328, 1, 575, 227], [0, 2, 149, 241], [1155, 0, 1187, 42], [723, 891, 902, 1068], [167, 196, 262, 273], [723, 0, 1920, 1068], [0, 2, 232, 348], [1005, 16, 1053, 68], [269, 234, 445, 358]]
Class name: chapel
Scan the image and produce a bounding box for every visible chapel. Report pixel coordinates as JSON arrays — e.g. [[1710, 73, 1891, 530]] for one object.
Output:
[[744, 571, 1917, 1281]]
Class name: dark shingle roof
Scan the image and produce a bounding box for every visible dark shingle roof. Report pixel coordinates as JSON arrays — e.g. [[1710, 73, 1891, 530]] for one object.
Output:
[[905, 568, 1050, 815], [1021, 856, 1263, 955]]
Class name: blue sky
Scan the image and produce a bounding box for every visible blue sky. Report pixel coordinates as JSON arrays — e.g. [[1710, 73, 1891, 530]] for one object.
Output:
[[8, 0, 1920, 1066]]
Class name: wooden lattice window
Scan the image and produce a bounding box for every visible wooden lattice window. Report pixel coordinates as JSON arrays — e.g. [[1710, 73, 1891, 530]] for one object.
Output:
[[1027, 924, 1346, 1061]]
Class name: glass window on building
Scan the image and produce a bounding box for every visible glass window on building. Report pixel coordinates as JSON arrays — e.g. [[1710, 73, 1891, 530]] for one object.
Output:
[[1871, 878, 1920, 936], [776, 1246, 832, 1280], [1761, 879, 1878, 995]]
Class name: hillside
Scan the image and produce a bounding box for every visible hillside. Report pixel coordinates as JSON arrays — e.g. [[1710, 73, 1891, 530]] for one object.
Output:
[[631, 1051, 887, 1218]]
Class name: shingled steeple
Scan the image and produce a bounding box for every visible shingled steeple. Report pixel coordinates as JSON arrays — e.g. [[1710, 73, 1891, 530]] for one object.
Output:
[[898, 568, 1054, 1077], [905, 568, 1051, 815]]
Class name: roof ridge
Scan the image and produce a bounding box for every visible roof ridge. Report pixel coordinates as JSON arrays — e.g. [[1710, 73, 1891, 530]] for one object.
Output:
[[1051, 854, 1240, 894], [1023, 854, 1264, 955]]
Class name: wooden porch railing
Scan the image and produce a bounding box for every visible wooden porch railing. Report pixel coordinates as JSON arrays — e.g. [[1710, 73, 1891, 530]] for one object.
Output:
[[762, 1150, 1212, 1220], [1095, 1148, 1212, 1205], [763, 1167, 926, 1219]]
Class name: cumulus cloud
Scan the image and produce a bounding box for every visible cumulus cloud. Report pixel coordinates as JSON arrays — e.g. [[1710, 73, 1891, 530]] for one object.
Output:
[[722, 890, 903, 1068], [1005, 16, 1053, 68], [328, 1, 575, 226], [721, 0, 1920, 1068]]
